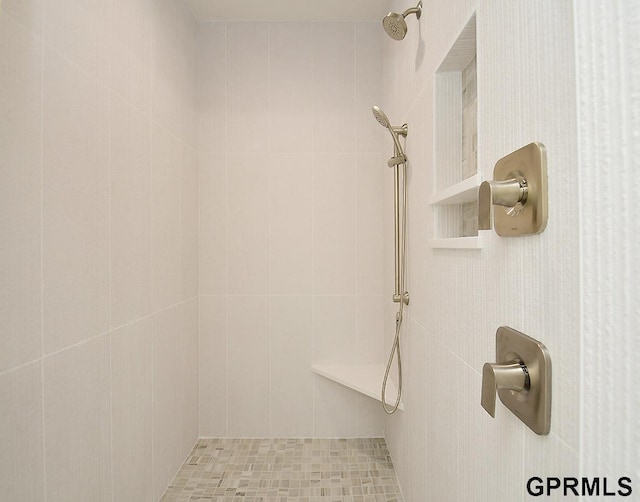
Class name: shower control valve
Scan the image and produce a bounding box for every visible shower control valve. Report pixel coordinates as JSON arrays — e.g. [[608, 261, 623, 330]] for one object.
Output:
[[481, 327, 552, 435], [478, 142, 548, 236]]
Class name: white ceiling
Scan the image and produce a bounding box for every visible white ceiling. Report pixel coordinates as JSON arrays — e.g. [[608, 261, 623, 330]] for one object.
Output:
[[185, 0, 389, 22]]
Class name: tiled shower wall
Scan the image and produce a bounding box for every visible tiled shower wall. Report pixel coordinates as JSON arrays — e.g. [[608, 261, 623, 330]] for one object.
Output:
[[197, 21, 388, 438], [381, 0, 581, 500], [0, 0, 199, 500]]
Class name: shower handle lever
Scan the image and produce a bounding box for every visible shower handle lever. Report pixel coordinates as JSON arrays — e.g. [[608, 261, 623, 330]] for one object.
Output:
[[478, 174, 528, 230], [481, 361, 529, 417]]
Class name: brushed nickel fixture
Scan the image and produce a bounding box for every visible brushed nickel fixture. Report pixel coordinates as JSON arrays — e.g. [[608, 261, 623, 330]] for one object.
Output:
[[372, 105, 410, 414], [478, 142, 548, 236], [382, 1, 422, 41], [481, 327, 552, 435]]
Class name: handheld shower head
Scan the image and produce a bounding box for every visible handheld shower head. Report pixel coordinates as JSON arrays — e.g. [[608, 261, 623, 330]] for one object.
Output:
[[382, 1, 422, 41], [372, 105, 408, 164], [372, 105, 392, 129]]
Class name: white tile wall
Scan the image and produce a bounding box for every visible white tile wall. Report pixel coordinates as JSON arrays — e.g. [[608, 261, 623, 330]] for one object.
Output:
[[0, 362, 44, 501], [382, 0, 585, 500], [269, 153, 313, 295], [0, 2, 199, 501], [42, 47, 110, 354], [152, 124, 182, 311], [111, 318, 153, 502], [312, 153, 357, 295], [227, 23, 268, 154], [0, 13, 42, 373], [227, 154, 269, 295], [44, 335, 112, 502], [197, 21, 386, 439], [199, 295, 228, 437], [312, 23, 355, 153], [198, 154, 227, 295], [270, 296, 314, 437], [269, 23, 313, 153], [152, 307, 183, 501], [227, 295, 270, 436], [109, 92, 153, 328]]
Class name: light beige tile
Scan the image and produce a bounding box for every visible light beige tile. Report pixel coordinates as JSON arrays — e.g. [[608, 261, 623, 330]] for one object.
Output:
[[111, 317, 153, 502], [109, 92, 153, 328], [227, 296, 269, 437], [0, 362, 44, 502], [199, 295, 227, 437], [269, 22, 313, 153], [173, 0, 197, 149], [270, 296, 313, 437], [44, 335, 112, 502], [227, 23, 268, 153], [198, 154, 227, 295], [1, 0, 42, 33], [356, 295, 385, 364], [313, 23, 355, 153], [43, 0, 108, 81], [312, 153, 356, 295], [269, 153, 312, 295], [197, 22, 226, 154], [108, 0, 152, 113], [356, 153, 384, 296], [151, 0, 196, 147], [313, 376, 357, 437], [151, 0, 182, 140], [0, 15, 42, 372], [152, 124, 181, 311], [313, 295, 356, 365], [42, 48, 110, 354], [356, 395, 385, 438], [152, 306, 182, 501], [356, 23, 384, 153], [181, 146, 199, 301], [180, 298, 199, 457], [227, 154, 269, 295], [405, 319, 427, 501]]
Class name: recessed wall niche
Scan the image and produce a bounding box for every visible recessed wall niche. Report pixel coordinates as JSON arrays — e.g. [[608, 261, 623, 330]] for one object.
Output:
[[430, 14, 480, 249]]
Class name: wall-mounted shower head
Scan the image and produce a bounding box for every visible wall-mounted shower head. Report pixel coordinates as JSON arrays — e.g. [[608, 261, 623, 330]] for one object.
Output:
[[372, 105, 408, 164], [382, 1, 422, 41]]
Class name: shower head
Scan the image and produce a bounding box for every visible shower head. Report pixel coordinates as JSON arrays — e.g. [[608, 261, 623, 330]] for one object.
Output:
[[372, 105, 392, 129], [372, 105, 408, 164], [382, 1, 422, 41]]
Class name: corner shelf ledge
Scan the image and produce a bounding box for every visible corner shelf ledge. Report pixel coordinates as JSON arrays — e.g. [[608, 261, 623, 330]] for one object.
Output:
[[311, 363, 404, 411], [429, 174, 482, 206]]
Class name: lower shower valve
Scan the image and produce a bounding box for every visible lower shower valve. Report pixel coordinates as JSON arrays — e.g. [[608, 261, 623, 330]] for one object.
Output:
[[481, 327, 552, 435]]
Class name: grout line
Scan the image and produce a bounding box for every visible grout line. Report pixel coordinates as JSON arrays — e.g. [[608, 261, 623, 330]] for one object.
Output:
[[107, 88, 115, 502], [267, 22, 273, 438], [224, 21, 229, 438], [39, 15, 48, 497], [310, 22, 316, 438]]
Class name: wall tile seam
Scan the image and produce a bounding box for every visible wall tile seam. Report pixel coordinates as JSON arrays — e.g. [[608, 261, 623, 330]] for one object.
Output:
[[39, 43, 196, 157], [198, 150, 384, 155], [0, 7, 42, 36], [38, 2, 47, 496], [267, 21, 273, 439], [34, 299, 197, 367]]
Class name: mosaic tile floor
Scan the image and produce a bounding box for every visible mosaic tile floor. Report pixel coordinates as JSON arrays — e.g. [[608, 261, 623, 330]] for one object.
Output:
[[160, 437, 404, 502]]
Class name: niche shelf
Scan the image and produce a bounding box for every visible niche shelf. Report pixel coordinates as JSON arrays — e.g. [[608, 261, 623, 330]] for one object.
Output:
[[311, 363, 404, 411], [431, 14, 480, 249]]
